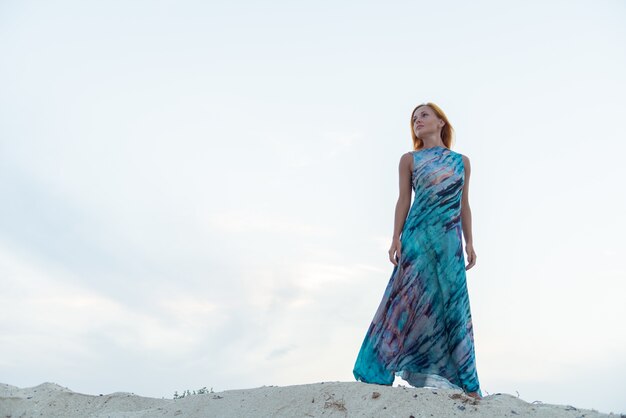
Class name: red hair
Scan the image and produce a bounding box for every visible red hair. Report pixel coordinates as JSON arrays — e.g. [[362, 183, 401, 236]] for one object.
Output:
[[410, 102, 455, 150]]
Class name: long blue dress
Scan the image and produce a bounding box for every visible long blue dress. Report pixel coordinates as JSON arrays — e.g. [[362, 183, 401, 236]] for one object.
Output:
[[353, 145, 482, 396]]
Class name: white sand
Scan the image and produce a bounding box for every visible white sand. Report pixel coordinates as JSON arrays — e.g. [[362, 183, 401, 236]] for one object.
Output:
[[0, 381, 617, 417]]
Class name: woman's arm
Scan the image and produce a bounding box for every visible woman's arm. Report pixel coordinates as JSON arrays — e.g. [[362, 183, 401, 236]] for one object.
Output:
[[388, 152, 413, 265], [461, 154, 477, 270]]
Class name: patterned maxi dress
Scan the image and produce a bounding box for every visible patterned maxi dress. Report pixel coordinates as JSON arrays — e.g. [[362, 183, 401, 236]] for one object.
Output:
[[353, 145, 482, 396]]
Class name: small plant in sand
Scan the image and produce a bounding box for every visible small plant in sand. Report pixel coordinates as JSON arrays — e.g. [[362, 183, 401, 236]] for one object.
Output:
[[173, 387, 213, 399]]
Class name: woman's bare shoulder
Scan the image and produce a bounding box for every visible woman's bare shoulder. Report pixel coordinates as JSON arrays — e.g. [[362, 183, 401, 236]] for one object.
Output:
[[460, 153, 471, 171], [396, 152, 414, 174], [400, 151, 414, 166]]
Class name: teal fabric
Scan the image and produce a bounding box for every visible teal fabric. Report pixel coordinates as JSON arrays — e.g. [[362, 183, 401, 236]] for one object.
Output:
[[353, 146, 482, 396]]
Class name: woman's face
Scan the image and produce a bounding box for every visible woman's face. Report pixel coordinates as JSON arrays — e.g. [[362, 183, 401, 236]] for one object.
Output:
[[412, 106, 444, 137]]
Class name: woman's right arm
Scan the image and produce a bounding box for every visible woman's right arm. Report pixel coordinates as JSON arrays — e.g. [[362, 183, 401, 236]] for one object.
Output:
[[388, 152, 413, 265]]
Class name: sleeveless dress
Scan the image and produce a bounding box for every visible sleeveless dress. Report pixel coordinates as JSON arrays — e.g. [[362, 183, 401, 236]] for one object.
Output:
[[353, 145, 482, 396]]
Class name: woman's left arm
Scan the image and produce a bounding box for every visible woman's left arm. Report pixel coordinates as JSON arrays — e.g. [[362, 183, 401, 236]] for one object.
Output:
[[461, 155, 477, 270]]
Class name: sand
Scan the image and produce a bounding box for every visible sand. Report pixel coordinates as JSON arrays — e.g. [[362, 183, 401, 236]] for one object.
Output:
[[0, 381, 619, 417]]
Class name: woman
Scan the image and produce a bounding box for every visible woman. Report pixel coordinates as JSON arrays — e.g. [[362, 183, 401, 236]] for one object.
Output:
[[353, 102, 482, 399]]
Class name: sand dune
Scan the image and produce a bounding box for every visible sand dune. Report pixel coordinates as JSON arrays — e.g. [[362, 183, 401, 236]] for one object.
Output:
[[0, 381, 616, 417]]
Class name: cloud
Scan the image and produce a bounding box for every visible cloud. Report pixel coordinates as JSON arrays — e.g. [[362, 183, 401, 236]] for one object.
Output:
[[203, 210, 334, 237]]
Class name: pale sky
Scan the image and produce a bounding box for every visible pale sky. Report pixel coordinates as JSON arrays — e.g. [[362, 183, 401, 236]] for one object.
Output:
[[1, 0, 625, 414]]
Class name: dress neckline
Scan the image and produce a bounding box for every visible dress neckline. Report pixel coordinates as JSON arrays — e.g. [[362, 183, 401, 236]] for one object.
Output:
[[413, 145, 447, 153]]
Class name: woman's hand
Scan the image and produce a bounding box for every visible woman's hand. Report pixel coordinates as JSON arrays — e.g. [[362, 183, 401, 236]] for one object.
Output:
[[388, 238, 402, 266], [465, 243, 477, 270]]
